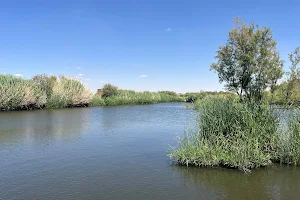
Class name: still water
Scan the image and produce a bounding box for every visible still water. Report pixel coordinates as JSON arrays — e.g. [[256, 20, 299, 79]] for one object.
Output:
[[0, 103, 300, 200]]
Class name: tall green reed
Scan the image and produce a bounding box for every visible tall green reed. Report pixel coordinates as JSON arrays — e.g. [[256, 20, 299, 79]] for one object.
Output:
[[170, 97, 279, 172]]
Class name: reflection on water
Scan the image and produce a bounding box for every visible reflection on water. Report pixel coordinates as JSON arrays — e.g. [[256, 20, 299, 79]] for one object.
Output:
[[0, 103, 300, 200], [0, 108, 91, 146], [175, 163, 300, 199]]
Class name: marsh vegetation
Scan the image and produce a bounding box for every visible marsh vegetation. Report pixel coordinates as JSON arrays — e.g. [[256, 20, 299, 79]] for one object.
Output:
[[0, 74, 183, 111], [170, 18, 300, 172]]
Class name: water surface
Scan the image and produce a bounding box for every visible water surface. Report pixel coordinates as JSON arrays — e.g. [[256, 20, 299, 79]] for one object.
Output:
[[0, 103, 299, 199]]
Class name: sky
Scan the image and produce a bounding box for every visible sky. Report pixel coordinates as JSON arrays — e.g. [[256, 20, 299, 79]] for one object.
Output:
[[0, 0, 299, 93]]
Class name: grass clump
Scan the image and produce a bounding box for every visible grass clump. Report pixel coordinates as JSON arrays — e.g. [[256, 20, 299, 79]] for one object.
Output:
[[46, 76, 93, 109], [170, 97, 279, 172]]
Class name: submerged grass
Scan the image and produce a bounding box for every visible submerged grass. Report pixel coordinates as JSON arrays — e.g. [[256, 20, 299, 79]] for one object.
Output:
[[169, 97, 292, 172]]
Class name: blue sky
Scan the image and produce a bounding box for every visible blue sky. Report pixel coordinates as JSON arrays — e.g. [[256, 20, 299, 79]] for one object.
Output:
[[0, 0, 299, 93]]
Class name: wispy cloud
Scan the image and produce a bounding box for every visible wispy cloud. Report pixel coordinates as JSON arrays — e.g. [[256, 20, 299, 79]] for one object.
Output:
[[14, 74, 23, 77], [139, 74, 148, 78], [165, 28, 171, 32], [100, 81, 106, 83], [85, 78, 91, 81], [76, 67, 82, 69], [78, 73, 84, 76]]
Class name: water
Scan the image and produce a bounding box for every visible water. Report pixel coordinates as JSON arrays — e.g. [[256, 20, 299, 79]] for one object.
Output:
[[0, 103, 300, 200]]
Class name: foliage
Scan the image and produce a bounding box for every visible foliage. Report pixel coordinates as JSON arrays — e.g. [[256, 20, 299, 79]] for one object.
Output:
[[183, 91, 236, 102], [104, 89, 184, 106], [0, 74, 185, 110], [89, 94, 106, 107], [0, 75, 46, 110], [264, 47, 300, 105], [32, 74, 57, 98], [102, 84, 118, 98], [170, 97, 279, 172], [158, 91, 178, 96], [277, 109, 300, 165], [210, 18, 283, 102]]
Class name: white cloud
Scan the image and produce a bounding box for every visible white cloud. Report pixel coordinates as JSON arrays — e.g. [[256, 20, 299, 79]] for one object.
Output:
[[85, 78, 91, 81], [100, 80, 106, 83], [14, 74, 23, 77], [139, 74, 148, 78], [76, 67, 81, 69], [165, 28, 171, 32], [78, 73, 84, 76]]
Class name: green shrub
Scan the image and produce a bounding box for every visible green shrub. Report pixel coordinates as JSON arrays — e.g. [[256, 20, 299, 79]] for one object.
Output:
[[102, 84, 118, 98]]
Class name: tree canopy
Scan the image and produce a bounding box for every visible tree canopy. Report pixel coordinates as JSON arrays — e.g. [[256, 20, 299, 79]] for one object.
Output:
[[211, 18, 284, 102]]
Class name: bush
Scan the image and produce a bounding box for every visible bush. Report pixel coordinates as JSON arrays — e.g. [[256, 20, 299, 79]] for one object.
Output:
[[0, 75, 46, 110], [102, 84, 118, 98], [170, 97, 279, 172]]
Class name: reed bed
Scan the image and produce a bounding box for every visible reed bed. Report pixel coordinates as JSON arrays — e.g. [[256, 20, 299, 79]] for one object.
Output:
[[170, 97, 300, 172], [277, 109, 300, 165], [0, 74, 183, 110], [104, 89, 184, 106], [0, 75, 46, 110], [46, 76, 93, 108]]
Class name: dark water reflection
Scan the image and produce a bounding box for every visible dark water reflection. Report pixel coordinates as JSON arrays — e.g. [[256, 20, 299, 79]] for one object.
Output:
[[0, 103, 299, 200], [175, 165, 300, 200]]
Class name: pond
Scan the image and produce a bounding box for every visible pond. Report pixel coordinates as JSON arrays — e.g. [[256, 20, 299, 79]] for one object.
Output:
[[0, 103, 299, 199]]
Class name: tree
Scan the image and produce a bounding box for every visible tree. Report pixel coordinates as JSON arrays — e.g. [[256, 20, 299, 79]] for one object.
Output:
[[283, 47, 300, 104], [210, 18, 283, 102], [102, 83, 118, 98]]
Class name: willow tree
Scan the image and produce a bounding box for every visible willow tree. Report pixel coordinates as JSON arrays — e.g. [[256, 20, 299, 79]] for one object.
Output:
[[211, 18, 284, 102]]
